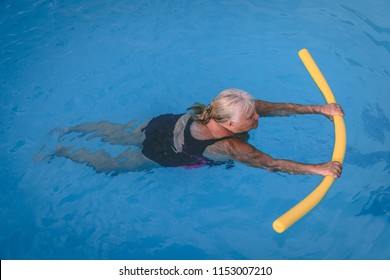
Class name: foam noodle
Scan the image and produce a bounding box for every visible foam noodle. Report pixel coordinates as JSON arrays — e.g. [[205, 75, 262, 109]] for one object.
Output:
[[272, 49, 347, 233]]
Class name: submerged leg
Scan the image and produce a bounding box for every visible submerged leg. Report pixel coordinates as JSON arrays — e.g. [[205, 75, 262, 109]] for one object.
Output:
[[55, 145, 159, 174], [58, 120, 150, 146]]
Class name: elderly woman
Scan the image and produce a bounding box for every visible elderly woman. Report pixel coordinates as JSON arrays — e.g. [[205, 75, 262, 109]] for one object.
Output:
[[54, 88, 344, 176]]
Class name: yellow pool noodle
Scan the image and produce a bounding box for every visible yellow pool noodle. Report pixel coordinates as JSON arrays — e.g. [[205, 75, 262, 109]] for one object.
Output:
[[272, 49, 347, 233]]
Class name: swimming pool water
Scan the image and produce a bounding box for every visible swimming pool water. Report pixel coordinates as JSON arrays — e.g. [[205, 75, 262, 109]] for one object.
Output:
[[1, 0, 389, 259]]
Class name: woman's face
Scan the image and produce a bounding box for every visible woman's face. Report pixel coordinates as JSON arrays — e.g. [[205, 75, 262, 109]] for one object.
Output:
[[229, 108, 259, 133]]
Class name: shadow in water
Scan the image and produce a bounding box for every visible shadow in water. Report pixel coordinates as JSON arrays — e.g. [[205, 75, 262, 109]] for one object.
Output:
[[356, 185, 390, 222], [346, 146, 390, 171], [361, 104, 390, 145]]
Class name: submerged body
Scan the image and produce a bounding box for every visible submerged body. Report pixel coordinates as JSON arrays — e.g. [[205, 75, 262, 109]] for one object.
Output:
[[51, 89, 344, 177]]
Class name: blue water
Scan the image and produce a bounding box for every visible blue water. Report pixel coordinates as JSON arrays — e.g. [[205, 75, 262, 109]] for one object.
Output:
[[1, 0, 389, 260]]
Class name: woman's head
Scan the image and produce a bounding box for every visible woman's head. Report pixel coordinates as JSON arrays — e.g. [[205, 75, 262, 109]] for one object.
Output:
[[188, 88, 258, 132]]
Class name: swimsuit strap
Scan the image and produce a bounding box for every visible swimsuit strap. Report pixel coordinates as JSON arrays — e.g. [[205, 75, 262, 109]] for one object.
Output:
[[183, 118, 232, 155]]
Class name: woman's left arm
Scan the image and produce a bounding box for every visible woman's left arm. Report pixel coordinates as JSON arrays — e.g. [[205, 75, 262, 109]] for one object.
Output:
[[255, 100, 344, 119]]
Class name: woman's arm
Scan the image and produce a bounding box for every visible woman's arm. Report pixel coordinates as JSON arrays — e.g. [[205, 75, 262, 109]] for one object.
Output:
[[206, 138, 342, 177], [255, 100, 344, 119]]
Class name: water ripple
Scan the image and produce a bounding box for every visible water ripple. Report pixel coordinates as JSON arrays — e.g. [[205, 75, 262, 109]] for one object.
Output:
[[341, 5, 390, 54], [340, 4, 390, 35]]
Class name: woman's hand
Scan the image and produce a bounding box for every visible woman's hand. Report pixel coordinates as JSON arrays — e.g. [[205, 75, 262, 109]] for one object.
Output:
[[320, 103, 344, 120], [315, 161, 343, 178]]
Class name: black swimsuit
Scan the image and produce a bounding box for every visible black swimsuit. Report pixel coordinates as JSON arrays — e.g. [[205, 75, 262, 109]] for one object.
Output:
[[141, 114, 234, 168]]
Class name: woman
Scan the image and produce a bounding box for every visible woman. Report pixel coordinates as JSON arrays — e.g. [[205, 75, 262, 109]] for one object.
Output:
[[53, 88, 344, 176]]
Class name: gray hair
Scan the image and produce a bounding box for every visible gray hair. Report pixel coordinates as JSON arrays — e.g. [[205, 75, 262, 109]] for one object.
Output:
[[187, 88, 255, 124]]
